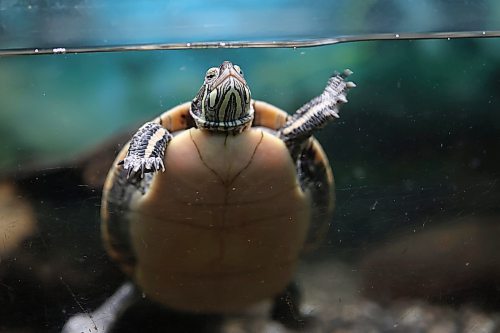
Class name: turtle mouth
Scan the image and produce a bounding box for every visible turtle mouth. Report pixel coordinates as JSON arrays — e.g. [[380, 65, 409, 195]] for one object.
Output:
[[212, 67, 246, 88]]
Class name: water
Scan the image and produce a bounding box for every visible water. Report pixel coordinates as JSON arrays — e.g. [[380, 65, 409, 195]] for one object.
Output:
[[1, 30, 500, 56], [1, 32, 500, 332]]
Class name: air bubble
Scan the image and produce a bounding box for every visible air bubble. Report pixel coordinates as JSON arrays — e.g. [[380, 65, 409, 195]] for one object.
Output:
[[53, 47, 66, 54]]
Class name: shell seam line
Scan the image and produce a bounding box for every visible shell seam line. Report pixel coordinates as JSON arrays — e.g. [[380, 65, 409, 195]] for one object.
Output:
[[188, 129, 264, 187]]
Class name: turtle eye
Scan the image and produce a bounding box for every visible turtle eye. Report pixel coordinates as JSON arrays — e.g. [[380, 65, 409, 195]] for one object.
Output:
[[205, 67, 219, 81], [233, 65, 243, 76]]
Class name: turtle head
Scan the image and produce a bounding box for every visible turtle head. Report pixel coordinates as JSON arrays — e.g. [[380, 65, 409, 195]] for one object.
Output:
[[190, 61, 253, 133]]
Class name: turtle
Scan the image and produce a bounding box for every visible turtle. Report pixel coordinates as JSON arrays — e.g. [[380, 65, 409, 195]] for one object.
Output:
[[63, 61, 355, 332]]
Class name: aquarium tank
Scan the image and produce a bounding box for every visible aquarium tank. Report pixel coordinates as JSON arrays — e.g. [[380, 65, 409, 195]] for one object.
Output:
[[1, 1, 500, 332]]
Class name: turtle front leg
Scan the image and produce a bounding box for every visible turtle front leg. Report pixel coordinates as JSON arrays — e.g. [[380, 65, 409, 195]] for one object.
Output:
[[279, 70, 355, 158], [119, 122, 173, 178]]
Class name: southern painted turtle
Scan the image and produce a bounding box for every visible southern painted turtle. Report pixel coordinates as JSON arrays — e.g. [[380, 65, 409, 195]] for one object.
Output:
[[64, 61, 355, 332]]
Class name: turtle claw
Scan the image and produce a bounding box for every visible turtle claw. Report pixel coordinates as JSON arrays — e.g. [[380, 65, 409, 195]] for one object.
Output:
[[341, 68, 353, 78], [121, 155, 165, 179], [118, 121, 171, 179]]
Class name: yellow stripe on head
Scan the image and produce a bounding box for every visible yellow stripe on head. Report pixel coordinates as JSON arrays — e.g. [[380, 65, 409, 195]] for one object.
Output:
[[190, 61, 253, 133]]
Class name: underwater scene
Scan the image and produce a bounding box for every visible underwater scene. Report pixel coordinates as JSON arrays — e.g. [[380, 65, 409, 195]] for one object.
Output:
[[1, 1, 500, 333]]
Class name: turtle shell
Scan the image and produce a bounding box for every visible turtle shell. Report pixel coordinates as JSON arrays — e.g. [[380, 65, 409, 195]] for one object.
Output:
[[101, 101, 333, 313]]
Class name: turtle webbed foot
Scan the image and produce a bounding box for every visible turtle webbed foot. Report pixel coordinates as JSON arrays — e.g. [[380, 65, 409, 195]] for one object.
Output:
[[120, 154, 165, 178], [118, 122, 172, 178], [279, 70, 355, 151]]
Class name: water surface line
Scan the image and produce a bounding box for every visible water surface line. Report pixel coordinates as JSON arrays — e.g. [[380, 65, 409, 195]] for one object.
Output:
[[1, 30, 499, 57]]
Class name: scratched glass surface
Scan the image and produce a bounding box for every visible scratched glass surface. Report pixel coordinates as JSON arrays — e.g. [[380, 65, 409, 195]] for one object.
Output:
[[1, 1, 500, 332]]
